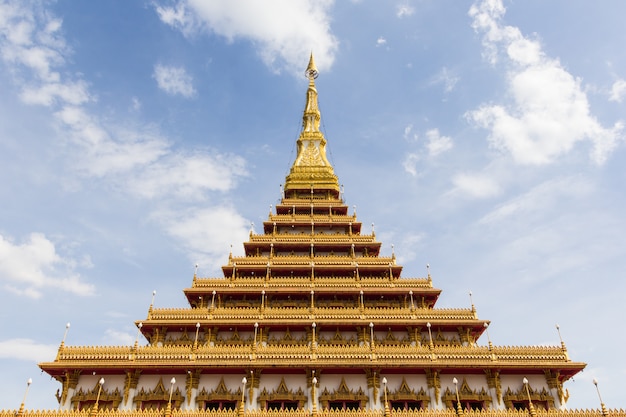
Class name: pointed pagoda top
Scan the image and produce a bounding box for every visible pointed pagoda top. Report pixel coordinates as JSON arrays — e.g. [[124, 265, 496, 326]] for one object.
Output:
[[305, 52, 319, 80], [283, 53, 339, 196]]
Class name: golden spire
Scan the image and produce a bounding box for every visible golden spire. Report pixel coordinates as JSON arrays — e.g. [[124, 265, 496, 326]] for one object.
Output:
[[284, 53, 339, 196], [303, 53, 320, 133]]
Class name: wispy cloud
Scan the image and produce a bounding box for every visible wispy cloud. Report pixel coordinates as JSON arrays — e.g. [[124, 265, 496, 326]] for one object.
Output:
[[478, 175, 592, 225], [153, 64, 196, 98], [403, 127, 453, 176], [451, 172, 500, 199], [467, 0, 624, 165], [396, 4, 415, 18], [154, 0, 338, 75]]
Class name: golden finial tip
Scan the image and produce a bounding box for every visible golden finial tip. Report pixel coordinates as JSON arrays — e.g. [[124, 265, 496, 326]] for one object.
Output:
[[305, 52, 318, 80]]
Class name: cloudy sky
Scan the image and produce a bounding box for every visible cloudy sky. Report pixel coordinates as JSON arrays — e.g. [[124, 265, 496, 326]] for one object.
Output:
[[1, 0, 625, 410]]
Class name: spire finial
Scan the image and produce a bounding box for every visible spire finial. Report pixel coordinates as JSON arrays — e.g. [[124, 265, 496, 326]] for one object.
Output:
[[305, 52, 319, 80]]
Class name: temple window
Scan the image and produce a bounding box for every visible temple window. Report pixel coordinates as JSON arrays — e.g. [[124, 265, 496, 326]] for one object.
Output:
[[266, 400, 299, 410], [390, 400, 423, 410], [203, 400, 237, 411], [328, 400, 360, 410]]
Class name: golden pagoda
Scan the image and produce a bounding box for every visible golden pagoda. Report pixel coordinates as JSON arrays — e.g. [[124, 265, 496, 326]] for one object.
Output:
[[6, 55, 621, 417]]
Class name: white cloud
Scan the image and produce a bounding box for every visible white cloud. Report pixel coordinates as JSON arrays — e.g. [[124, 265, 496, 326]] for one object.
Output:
[[609, 79, 626, 102], [0, 5, 67, 82], [154, 2, 194, 32], [20, 80, 91, 106], [153, 64, 196, 97], [396, 4, 415, 18], [451, 172, 500, 199], [154, 0, 338, 75], [127, 151, 247, 199], [0, 338, 58, 362], [467, 0, 623, 165], [152, 206, 249, 271], [403, 128, 452, 176], [0, 233, 94, 299], [425, 128, 452, 156], [376, 37, 387, 47], [403, 153, 420, 177], [403, 124, 418, 142]]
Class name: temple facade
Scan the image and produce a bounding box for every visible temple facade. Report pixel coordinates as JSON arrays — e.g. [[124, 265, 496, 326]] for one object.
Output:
[[8, 56, 618, 417]]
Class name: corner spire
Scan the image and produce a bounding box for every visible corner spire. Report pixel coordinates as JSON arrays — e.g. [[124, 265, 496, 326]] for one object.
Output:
[[284, 53, 339, 196]]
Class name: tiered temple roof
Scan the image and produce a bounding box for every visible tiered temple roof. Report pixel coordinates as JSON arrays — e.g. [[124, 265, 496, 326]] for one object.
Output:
[[4, 55, 622, 417]]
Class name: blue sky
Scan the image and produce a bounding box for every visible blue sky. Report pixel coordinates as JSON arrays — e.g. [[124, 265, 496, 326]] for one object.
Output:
[[1, 0, 625, 410]]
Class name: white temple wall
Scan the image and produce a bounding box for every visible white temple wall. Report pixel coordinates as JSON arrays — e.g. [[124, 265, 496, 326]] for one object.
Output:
[[198, 373, 245, 391], [136, 374, 178, 391], [75, 373, 125, 395], [500, 373, 546, 394], [380, 373, 425, 392]]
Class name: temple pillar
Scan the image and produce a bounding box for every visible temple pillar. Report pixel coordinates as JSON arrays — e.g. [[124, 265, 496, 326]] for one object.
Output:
[[485, 370, 503, 410], [120, 370, 141, 410], [365, 369, 380, 409], [185, 370, 201, 410], [425, 369, 442, 409]]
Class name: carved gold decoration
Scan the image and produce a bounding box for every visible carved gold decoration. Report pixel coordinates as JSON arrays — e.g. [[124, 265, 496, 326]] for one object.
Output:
[[258, 377, 307, 410], [319, 378, 368, 410], [186, 370, 201, 406], [544, 370, 566, 405], [247, 369, 261, 404], [133, 378, 184, 410], [196, 377, 241, 410], [123, 370, 141, 405], [484, 370, 501, 405], [319, 328, 357, 346], [442, 378, 491, 410], [71, 380, 123, 411], [503, 385, 555, 410], [425, 369, 441, 404], [380, 377, 430, 410], [56, 370, 81, 406], [365, 369, 380, 405], [3, 408, 626, 417]]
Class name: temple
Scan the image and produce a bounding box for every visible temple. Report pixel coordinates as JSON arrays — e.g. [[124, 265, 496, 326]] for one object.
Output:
[[5, 55, 621, 417]]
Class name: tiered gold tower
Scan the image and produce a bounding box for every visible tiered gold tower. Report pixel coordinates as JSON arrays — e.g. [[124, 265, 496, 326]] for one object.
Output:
[[26, 55, 614, 417]]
